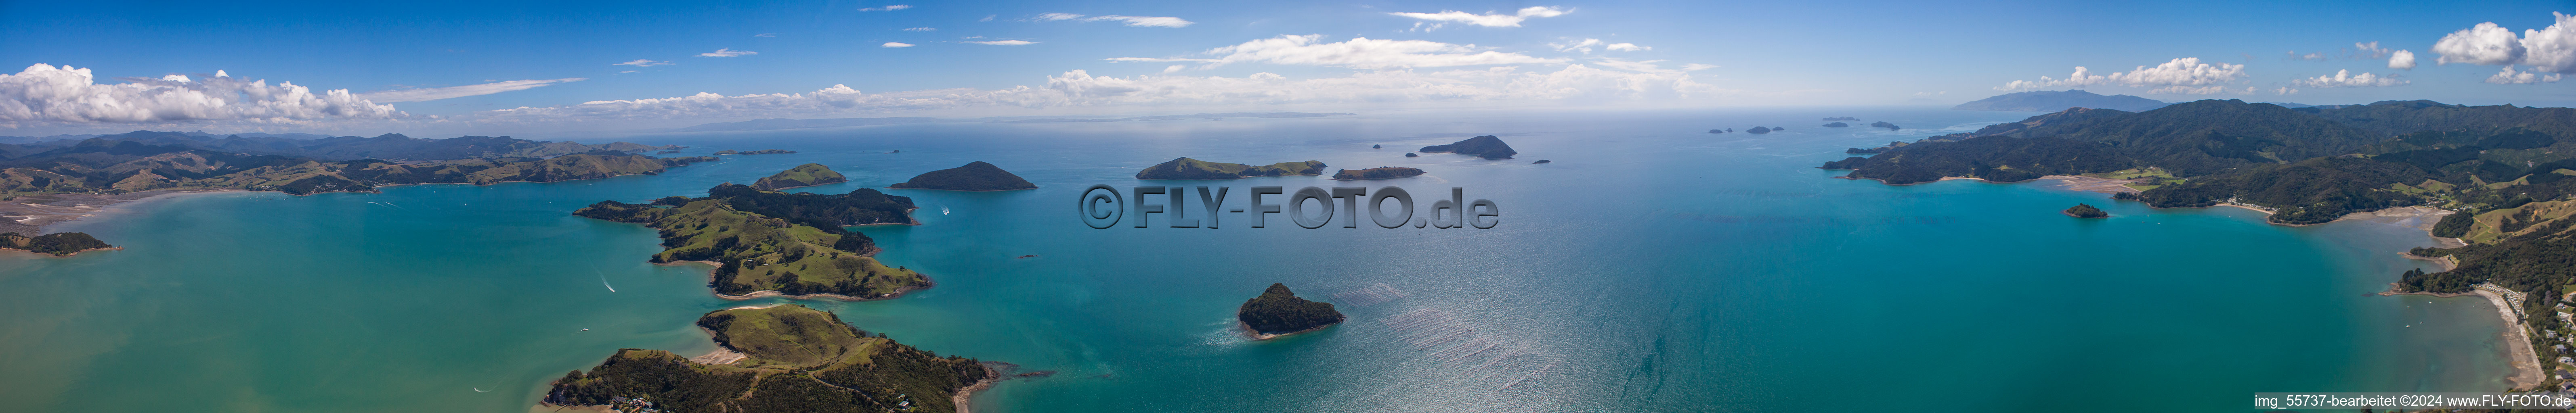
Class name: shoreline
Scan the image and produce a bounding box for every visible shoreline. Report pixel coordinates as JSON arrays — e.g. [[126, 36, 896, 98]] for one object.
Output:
[[1840, 172, 2535, 390], [1239, 320, 1337, 340], [953, 367, 1001, 413], [0, 189, 250, 233], [885, 186, 1038, 192]]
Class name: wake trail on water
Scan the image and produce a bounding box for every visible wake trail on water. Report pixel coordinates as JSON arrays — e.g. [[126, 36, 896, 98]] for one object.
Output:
[[596, 270, 616, 292]]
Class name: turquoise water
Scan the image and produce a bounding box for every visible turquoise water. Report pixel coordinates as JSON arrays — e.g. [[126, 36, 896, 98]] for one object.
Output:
[[0, 109, 2518, 412]]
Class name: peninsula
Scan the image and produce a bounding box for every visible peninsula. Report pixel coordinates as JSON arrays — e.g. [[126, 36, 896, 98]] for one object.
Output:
[[0, 232, 112, 256], [752, 163, 848, 191], [889, 161, 1038, 191], [543, 304, 996, 413], [575, 172, 927, 299], [1134, 157, 1327, 179], [1238, 283, 1345, 339], [1417, 136, 1518, 159], [1331, 167, 1425, 180]]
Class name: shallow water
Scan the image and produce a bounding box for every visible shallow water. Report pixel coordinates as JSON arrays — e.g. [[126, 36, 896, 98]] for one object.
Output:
[[0, 109, 2512, 412]]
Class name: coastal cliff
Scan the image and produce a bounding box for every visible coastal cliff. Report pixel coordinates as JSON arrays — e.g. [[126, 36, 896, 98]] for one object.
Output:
[[889, 161, 1037, 191], [1238, 283, 1345, 338], [543, 305, 995, 413], [753, 163, 849, 190], [1135, 157, 1326, 179]]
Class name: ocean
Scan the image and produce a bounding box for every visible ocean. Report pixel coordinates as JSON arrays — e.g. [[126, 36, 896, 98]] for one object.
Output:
[[0, 108, 2517, 412]]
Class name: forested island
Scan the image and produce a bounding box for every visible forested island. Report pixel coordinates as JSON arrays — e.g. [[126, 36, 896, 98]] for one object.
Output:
[[1745, 127, 1772, 134], [1823, 117, 1861, 121], [1238, 283, 1345, 339], [1823, 122, 1850, 127], [888, 161, 1037, 191], [0, 232, 112, 256], [1331, 167, 1426, 180], [1134, 157, 1327, 179], [2063, 204, 2108, 218], [1870, 121, 1901, 130], [751, 163, 847, 190], [1418, 136, 1518, 159], [575, 172, 927, 300], [543, 304, 995, 413]]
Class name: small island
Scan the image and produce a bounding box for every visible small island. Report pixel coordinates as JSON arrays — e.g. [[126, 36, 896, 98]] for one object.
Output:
[[1707, 129, 1727, 133], [751, 163, 847, 191], [2064, 203, 2110, 218], [575, 166, 928, 300], [1823, 117, 1861, 121], [1531, 159, 1551, 164], [1238, 283, 1345, 339], [1745, 127, 1773, 134], [1403, 152, 1419, 157], [0, 232, 113, 256], [1371, 144, 1382, 149], [714, 149, 797, 155], [1134, 157, 1327, 179], [1331, 167, 1426, 180], [889, 161, 1037, 191], [1418, 135, 1518, 159], [1869, 121, 1901, 130], [543, 304, 996, 413], [1823, 122, 1850, 127]]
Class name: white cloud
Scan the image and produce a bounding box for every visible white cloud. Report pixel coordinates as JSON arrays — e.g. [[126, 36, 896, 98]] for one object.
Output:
[[1606, 43, 1648, 52], [1033, 13, 1194, 27], [1118, 35, 1563, 70], [963, 40, 1035, 46], [2488, 65, 2564, 84], [2435, 22, 2527, 65], [2354, 42, 2397, 58], [881, 42, 916, 48], [1161, 65, 1185, 74], [903, 27, 936, 31], [860, 5, 911, 12], [1586, 58, 1710, 74], [357, 78, 587, 102], [980, 15, 995, 22], [2291, 70, 2407, 88], [0, 64, 402, 127], [697, 48, 757, 57], [1994, 58, 2247, 92], [1550, 38, 1604, 53], [754, 33, 777, 38], [614, 59, 674, 67], [620, 70, 638, 73], [2522, 13, 2576, 73], [2389, 50, 2417, 69], [1388, 6, 1570, 28], [2274, 87, 2298, 95]]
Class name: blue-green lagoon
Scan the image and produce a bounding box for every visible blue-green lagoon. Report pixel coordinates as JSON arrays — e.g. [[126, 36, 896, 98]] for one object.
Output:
[[0, 109, 2520, 412]]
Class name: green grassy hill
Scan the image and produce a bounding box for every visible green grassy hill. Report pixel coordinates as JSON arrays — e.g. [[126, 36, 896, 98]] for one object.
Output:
[[753, 163, 849, 190], [545, 305, 994, 413]]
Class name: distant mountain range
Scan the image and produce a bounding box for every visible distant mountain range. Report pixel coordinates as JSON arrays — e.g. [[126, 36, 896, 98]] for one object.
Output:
[[0, 130, 701, 199], [1952, 90, 2171, 112]]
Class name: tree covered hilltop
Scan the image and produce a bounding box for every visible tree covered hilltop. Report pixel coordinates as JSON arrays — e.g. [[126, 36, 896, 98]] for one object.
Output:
[[544, 304, 995, 413], [0, 232, 111, 255], [751, 163, 847, 190], [889, 161, 1037, 191], [575, 169, 927, 300], [1238, 283, 1345, 338]]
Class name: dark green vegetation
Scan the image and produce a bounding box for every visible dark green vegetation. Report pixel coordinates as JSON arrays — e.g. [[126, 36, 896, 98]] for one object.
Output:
[[1824, 117, 1861, 121], [752, 163, 848, 191], [1133, 157, 1327, 179], [716, 149, 797, 155], [1823, 122, 1851, 127], [575, 175, 925, 298], [1237, 283, 1345, 336], [2063, 204, 2108, 218], [887, 161, 1037, 191], [1404, 152, 1419, 157], [0, 232, 111, 255], [1331, 167, 1426, 180], [1951, 90, 2169, 112], [1870, 121, 1901, 130], [1746, 127, 1772, 134], [0, 130, 708, 199], [1823, 99, 2576, 225], [1418, 135, 1519, 159], [545, 305, 994, 413]]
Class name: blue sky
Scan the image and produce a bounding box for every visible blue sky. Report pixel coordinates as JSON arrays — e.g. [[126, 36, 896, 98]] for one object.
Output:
[[1, 0, 2570, 136]]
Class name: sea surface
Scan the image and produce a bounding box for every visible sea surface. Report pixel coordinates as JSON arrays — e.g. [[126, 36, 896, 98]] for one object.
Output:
[[0, 108, 2518, 412]]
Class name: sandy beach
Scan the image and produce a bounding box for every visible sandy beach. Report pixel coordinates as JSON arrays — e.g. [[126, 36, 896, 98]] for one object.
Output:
[[0, 189, 247, 234]]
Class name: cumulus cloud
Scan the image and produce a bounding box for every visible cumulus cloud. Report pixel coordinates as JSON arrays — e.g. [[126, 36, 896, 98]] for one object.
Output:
[[1388, 6, 1569, 28], [2431, 13, 2576, 77], [903, 27, 936, 31], [2488, 66, 2564, 83], [2390, 50, 2417, 69], [881, 42, 915, 48], [0, 64, 401, 127], [963, 40, 1035, 46], [859, 5, 910, 11], [1115, 35, 1563, 70], [2436, 22, 2527, 65], [1032, 13, 1194, 27], [1605, 43, 1648, 52], [357, 78, 587, 102], [614, 59, 674, 67], [2274, 87, 2299, 95], [2291, 70, 2407, 88], [697, 48, 757, 57], [1994, 58, 2247, 92]]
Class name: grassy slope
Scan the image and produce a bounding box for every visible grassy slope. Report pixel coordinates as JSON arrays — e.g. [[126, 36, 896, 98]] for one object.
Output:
[[755, 163, 847, 190], [548, 305, 991, 413], [619, 200, 927, 298]]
